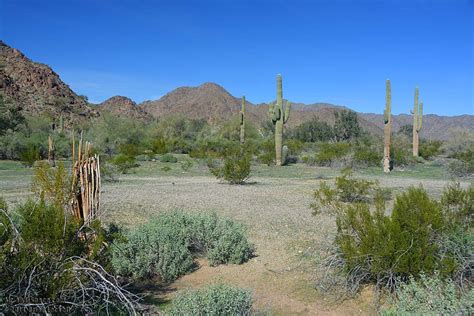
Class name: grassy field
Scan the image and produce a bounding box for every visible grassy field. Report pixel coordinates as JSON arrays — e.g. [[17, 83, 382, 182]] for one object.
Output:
[[1, 158, 471, 314]]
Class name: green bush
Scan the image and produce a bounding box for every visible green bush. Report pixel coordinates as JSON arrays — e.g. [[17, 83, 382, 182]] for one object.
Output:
[[0, 199, 133, 313], [208, 147, 251, 184], [382, 273, 473, 315], [419, 140, 443, 160], [289, 117, 334, 142], [112, 154, 139, 174], [111, 211, 254, 281], [353, 145, 380, 167], [19, 143, 40, 167], [160, 153, 178, 163], [167, 283, 253, 316], [151, 137, 168, 154], [315, 142, 351, 166], [180, 159, 193, 171], [333, 186, 456, 291]]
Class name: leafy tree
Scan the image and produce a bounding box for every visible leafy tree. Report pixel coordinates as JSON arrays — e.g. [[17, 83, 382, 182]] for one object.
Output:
[[334, 110, 361, 141], [290, 117, 334, 142], [0, 94, 24, 135]]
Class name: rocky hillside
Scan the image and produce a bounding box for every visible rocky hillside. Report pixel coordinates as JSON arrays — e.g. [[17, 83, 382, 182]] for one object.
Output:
[[360, 113, 474, 140], [139, 85, 383, 136], [1, 41, 471, 140], [97, 96, 149, 121], [0, 41, 98, 126]]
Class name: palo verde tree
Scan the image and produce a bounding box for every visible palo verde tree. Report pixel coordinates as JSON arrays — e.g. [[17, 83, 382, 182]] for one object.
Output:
[[268, 74, 291, 166]]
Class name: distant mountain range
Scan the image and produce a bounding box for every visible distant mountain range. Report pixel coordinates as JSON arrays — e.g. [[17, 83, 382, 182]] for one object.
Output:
[[1, 40, 472, 140]]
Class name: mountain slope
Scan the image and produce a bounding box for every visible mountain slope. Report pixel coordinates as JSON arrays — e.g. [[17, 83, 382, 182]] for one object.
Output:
[[0, 41, 98, 125], [97, 96, 150, 121]]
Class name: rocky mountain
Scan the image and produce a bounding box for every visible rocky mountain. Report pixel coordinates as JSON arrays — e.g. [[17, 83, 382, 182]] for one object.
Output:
[[0, 41, 98, 126], [139, 85, 384, 136], [360, 113, 474, 141], [1, 41, 472, 140], [97, 96, 149, 121]]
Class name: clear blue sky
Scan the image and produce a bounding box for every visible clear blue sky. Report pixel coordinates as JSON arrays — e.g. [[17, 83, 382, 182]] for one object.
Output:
[[1, 0, 473, 115]]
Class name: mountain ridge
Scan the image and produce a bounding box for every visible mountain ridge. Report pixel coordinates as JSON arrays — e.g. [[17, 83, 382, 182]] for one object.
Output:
[[1, 41, 472, 140]]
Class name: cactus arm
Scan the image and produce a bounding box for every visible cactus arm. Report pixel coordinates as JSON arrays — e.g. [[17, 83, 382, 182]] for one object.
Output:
[[283, 101, 291, 123], [268, 102, 279, 123], [240, 96, 245, 125]]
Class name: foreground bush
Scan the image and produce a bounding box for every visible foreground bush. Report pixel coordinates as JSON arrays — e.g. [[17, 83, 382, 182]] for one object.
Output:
[[111, 211, 255, 281], [382, 273, 473, 315], [0, 198, 138, 314], [314, 180, 472, 294], [167, 283, 253, 316], [208, 146, 251, 184]]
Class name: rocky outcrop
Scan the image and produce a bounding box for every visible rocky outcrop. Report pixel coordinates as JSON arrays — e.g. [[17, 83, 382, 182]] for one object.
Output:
[[0, 40, 98, 127], [98, 96, 150, 121]]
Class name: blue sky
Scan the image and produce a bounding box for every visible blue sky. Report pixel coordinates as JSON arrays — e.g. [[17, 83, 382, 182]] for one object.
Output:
[[1, 0, 473, 115]]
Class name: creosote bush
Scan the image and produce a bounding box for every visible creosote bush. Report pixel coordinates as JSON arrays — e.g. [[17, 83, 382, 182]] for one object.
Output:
[[208, 145, 252, 184], [111, 211, 255, 282], [167, 283, 253, 316], [314, 180, 473, 297], [112, 154, 139, 174]]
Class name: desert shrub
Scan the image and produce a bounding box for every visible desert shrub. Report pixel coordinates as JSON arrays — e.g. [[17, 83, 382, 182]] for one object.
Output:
[[419, 140, 443, 160], [31, 161, 71, 208], [441, 182, 473, 228], [257, 138, 274, 166], [382, 273, 473, 315], [19, 143, 40, 167], [111, 211, 254, 281], [331, 187, 457, 293], [167, 283, 253, 316], [208, 147, 251, 184], [160, 153, 178, 163], [180, 159, 193, 171], [289, 117, 334, 142], [353, 145, 380, 167], [391, 135, 415, 167], [334, 172, 377, 202], [301, 153, 316, 165], [100, 160, 119, 182], [315, 142, 351, 166], [448, 159, 471, 178], [334, 110, 362, 142], [112, 154, 139, 174], [151, 137, 168, 154], [0, 199, 136, 313]]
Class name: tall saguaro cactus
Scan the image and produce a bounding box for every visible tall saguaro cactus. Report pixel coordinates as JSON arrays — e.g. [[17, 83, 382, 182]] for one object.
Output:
[[411, 87, 423, 157], [383, 79, 392, 173], [269, 74, 291, 166], [240, 96, 245, 144]]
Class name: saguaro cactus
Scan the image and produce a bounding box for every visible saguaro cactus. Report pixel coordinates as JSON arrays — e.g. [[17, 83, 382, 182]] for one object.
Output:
[[240, 96, 245, 144], [269, 74, 291, 166], [411, 87, 423, 157], [383, 79, 392, 173]]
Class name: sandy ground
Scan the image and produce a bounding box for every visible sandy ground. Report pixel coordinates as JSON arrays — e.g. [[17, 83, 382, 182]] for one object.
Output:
[[98, 173, 470, 315]]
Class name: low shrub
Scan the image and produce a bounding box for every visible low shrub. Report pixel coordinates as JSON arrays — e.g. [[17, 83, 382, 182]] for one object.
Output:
[[31, 161, 71, 208], [448, 159, 472, 178], [160, 153, 178, 163], [353, 146, 380, 167], [419, 140, 443, 160], [315, 142, 351, 166], [180, 159, 193, 171], [208, 148, 251, 184], [382, 273, 473, 315], [111, 211, 254, 281], [19, 143, 40, 167], [167, 283, 253, 316], [0, 199, 136, 313], [112, 154, 139, 174]]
